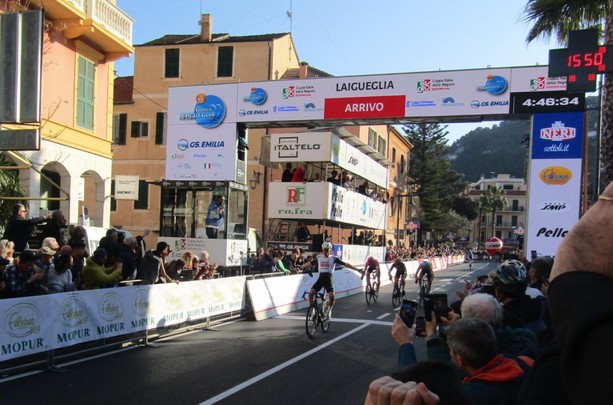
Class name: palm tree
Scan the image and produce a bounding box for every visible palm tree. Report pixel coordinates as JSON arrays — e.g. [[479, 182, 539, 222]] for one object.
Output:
[[486, 186, 508, 238], [477, 194, 491, 243], [522, 0, 613, 186]]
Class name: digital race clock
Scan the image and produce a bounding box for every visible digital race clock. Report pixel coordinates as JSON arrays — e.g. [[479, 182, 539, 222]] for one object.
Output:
[[548, 29, 613, 92], [511, 91, 585, 114]]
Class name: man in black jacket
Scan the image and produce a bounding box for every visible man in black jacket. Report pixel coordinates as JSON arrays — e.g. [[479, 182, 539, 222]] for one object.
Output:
[[2, 204, 51, 254]]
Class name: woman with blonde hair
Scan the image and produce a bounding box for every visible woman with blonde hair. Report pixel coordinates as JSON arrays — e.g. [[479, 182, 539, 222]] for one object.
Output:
[[0, 239, 15, 264]]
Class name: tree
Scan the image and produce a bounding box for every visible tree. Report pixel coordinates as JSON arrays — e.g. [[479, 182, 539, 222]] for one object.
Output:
[[402, 123, 468, 241], [522, 0, 613, 186]]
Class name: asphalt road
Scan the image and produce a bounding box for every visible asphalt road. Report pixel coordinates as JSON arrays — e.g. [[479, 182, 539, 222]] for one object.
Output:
[[0, 261, 496, 405]]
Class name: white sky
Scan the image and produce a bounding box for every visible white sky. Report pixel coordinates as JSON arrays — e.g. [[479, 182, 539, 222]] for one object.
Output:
[[115, 0, 560, 142]]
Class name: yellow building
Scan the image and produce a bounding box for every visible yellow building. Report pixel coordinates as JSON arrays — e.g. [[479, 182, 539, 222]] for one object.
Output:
[[1, 0, 133, 227]]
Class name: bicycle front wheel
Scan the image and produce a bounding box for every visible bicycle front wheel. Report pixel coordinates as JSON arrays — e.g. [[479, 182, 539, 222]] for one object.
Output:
[[321, 307, 331, 333], [392, 284, 401, 307], [365, 284, 373, 305], [306, 305, 318, 339]]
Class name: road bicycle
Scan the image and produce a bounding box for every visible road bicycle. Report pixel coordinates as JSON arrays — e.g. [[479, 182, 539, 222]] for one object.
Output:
[[364, 268, 379, 305], [391, 277, 406, 307], [302, 290, 331, 339], [417, 277, 430, 307]]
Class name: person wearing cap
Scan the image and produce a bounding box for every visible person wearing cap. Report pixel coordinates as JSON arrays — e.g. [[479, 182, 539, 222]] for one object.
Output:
[[35, 246, 56, 275], [1, 250, 44, 298], [2, 204, 51, 254], [82, 248, 123, 289]]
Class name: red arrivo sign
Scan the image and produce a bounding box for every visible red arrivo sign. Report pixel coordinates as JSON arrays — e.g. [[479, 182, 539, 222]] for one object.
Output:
[[324, 95, 406, 119]]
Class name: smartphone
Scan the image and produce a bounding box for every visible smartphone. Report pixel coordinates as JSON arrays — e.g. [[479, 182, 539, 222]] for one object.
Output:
[[399, 299, 418, 327], [415, 316, 426, 336], [424, 294, 449, 323]]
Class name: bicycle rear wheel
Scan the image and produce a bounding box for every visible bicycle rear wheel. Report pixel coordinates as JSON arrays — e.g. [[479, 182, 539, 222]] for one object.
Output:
[[306, 305, 318, 339], [392, 283, 401, 307]]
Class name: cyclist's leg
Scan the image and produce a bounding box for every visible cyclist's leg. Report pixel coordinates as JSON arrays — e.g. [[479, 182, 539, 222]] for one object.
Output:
[[376, 268, 381, 291], [310, 277, 323, 305], [324, 274, 335, 307]]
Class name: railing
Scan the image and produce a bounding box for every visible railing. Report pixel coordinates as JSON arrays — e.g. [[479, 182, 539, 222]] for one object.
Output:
[[87, 0, 133, 45]]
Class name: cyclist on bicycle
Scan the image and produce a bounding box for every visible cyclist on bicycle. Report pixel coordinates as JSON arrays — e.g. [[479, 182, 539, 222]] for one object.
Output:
[[466, 249, 474, 269], [361, 256, 380, 292], [388, 257, 407, 295], [306, 242, 360, 312], [415, 259, 434, 294]]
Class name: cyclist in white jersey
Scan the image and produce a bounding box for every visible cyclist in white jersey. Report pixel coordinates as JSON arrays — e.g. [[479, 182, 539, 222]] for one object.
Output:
[[306, 241, 360, 310]]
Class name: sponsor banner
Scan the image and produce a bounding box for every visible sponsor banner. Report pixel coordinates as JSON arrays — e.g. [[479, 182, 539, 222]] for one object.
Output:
[[532, 112, 584, 159], [404, 68, 513, 117], [324, 95, 406, 119], [268, 182, 327, 220], [165, 123, 238, 181], [159, 237, 248, 267], [270, 132, 330, 162], [168, 84, 238, 127], [509, 66, 567, 92], [236, 81, 325, 123], [0, 278, 247, 361], [527, 158, 582, 257]]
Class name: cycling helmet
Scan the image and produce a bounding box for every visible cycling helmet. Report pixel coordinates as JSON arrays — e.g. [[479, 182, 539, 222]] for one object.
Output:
[[321, 242, 333, 250], [490, 259, 528, 298]]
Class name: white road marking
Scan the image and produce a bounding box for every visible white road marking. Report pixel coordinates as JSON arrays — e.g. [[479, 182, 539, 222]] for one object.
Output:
[[199, 323, 371, 405]]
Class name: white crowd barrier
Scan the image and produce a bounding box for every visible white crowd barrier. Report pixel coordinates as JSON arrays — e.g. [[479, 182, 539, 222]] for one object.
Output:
[[1, 256, 464, 362]]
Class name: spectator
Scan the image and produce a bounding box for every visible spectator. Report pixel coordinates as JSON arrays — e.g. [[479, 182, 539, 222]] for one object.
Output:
[[194, 250, 218, 280], [2, 204, 51, 253], [205, 195, 225, 239], [326, 169, 340, 185], [166, 258, 186, 281], [35, 246, 56, 276], [358, 180, 369, 196], [135, 229, 150, 262], [41, 237, 60, 251], [309, 172, 322, 182], [2, 250, 44, 298], [136, 242, 175, 284], [118, 236, 139, 280], [45, 253, 75, 293], [0, 239, 15, 265], [446, 318, 528, 404], [291, 163, 307, 182], [69, 239, 88, 290], [39, 210, 67, 247], [283, 248, 306, 274], [67, 225, 88, 252], [249, 247, 273, 274], [177, 251, 196, 281], [82, 248, 122, 289], [490, 259, 551, 346], [296, 222, 311, 242], [528, 256, 553, 292], [98, 228, 120, 266], [273, 250, 291, 274], [281, 162, 293, 182]]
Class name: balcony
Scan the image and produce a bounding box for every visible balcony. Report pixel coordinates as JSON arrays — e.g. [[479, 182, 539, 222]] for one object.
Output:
[[29, 0, 133, 58]]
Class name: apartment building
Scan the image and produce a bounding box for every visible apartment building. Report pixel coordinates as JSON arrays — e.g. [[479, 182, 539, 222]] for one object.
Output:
[[1, 0, 133, 227]]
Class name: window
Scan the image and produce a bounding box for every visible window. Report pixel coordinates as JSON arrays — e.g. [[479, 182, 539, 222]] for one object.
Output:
[[496, 215, 502, 227], [392, 148, 396, 163], [110, 180, 116, 211], [217, 46, 233, 77], [400, 155, 405, 176], [512, 199, 519, 210], [377, 136, 386, 157], [113, 113, 127, 145], [134, 180, 149, 210], [131, 121, 149, 138], [155, 112, 166, 145], [511, 215, 518, 227], [503, 184, 513, 190], [368, 128, 377, 150], [165, 48, 180, 78], [76, 56, 95, 130]]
